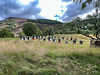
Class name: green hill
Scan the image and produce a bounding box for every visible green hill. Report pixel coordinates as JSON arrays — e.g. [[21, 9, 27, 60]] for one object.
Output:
[[0, 17, 63, 36]]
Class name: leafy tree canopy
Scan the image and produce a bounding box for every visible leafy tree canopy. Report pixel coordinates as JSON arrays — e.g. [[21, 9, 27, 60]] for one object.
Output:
[[0, 28, 14, 38], [22, 22, 43, 36], [73, 0, 100, 9], [43, 26, 54, 36], [22, 23, 37, 36], [72, 12, 100, 39]]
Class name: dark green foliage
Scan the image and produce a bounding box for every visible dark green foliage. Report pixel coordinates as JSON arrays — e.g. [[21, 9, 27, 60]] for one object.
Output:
[[0, 22, 3, 24], [87, 25, 93, 30], [74, 0, 100, 9], [55, 22, 78, 34], [59, 30, 63, 34], [22, 23, 38, 36], [73, 13, 100, 39], [48, 26, 54, 35], [36, 28, 43, 36], [0, 28, 15, 38], [22, 23, 43, 36], [43, 27, 49, 36], [18, 32, 26, 37], [35, 69, 60, 75], [54, 30, 59, 34], [73, 0, 100, 39], [61, 12, 100, 39], [27, 19, 63, 24], [43, 26, 54, 36]]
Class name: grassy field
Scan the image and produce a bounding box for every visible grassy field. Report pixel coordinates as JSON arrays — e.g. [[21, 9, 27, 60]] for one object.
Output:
[[0, 34, 100, 75]]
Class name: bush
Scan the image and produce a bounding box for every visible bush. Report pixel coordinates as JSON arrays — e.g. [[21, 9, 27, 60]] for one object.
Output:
[[0, 28, 15, 38], [59, 30, 63, 34], [18, 32, 26, 37]]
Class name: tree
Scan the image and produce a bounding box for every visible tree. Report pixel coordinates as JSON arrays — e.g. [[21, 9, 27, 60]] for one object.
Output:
[[43, 26, 54, 36], [22, 23, 37, 36], [36, 28, 43, 36], [73, 0, 100, 10], [73, 0, 100, 39], [48, 26, 54, 35], [73, 13, 100, 39], [87, 13, 100, 39], [72, 17, 82, 33], [43, 27, 49, 36], [0, 28, 14, 38]]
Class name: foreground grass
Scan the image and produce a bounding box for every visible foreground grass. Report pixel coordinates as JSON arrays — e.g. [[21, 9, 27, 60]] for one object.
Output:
[[0, 34, 100, 75]]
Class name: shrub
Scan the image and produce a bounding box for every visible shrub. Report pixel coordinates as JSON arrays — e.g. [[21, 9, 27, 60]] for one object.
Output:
[[18, 32, 26, 37], [0, 28, 15, 38]]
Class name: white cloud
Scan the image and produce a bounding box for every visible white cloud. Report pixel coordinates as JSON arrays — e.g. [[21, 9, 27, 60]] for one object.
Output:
[[38, 0, 61, 20], [0, 0, 42, 20], [38, 0, 69, 21], [0, 0, 96, 22]]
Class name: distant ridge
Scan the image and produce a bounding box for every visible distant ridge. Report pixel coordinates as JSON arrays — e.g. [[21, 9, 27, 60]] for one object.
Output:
[[0, 17, 63, 36]]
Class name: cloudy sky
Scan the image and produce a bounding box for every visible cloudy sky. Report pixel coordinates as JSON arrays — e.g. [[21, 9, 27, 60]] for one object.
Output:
[[0, 0, 95, 22]]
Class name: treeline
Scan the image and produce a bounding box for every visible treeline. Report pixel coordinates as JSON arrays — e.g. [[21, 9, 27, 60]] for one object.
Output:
[[22, 22, 78, 37], [27, 19, 63, 24], [22, 23, 54, 36], [55, 22, 78, 34]]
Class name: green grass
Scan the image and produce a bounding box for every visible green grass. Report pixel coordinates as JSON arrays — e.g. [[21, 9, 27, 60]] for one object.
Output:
[[0, 34, 100, 75]]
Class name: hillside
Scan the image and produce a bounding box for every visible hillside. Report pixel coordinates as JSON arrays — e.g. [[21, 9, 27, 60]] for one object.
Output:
[[0, 17, 63, 36]]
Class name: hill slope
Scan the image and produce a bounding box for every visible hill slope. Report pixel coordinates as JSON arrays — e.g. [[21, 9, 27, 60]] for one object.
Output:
[[0, 17, 63, 36]]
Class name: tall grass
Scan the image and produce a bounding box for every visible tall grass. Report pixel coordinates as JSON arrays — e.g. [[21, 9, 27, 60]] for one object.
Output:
[[0, 34, 100, 75]]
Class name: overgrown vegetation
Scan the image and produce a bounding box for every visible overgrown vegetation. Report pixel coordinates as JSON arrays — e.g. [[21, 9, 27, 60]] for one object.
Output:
[[18, 32, 26, 37], [0, 34, 100, 75], [0, 28, 14, 38]]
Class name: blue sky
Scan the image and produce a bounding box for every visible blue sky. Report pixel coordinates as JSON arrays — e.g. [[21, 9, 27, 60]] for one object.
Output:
[[0, 0, 95, 22]]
